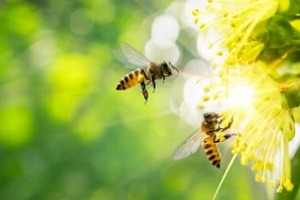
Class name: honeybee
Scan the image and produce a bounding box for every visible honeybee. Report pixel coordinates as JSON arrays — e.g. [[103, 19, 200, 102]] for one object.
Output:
[[173, 112, 235, 168], [116, 43, 179, 103]]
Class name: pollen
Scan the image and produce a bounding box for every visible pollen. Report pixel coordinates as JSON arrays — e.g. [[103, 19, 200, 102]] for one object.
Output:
[[202, 95, 210, 102], [213, 94, 218, 100], [269, 180, 275, 188], [203, 86, 210, 93], [232, 149, 239, 154], [137, 74, 145, 83], [240, 156, 248, 166], [277, 186, 283, 193], [247, 153, 254, 161], [255, 173, 261, 182], [216, 132, 225, 142], [192, 9, 199, 17], [198, 104, 205, 109], [217, 51, 223, 56], [199, 23, 206, 29], [283, 179, 294, 191]]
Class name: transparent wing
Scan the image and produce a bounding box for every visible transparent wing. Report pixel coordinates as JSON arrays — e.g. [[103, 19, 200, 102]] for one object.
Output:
[[120, 43, 150, 66], [173, 129, 203, 160]]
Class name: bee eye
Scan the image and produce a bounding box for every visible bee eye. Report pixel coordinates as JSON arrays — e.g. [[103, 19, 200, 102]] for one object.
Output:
[[204, 113, 211, 118], [163, 62, 168, 68]]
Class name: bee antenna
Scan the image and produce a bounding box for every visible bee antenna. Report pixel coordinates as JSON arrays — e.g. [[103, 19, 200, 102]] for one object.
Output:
[[169, 61, 179, 73]]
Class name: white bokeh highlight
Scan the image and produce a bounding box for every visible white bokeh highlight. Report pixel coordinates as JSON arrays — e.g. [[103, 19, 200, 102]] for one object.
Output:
[[145, 39, 181, 65], [151, 14, 180, 43]]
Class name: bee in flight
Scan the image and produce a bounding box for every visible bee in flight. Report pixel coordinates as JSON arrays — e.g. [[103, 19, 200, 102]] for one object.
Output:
[[173, 112, 235, 168], [116, 43, 179, 103]]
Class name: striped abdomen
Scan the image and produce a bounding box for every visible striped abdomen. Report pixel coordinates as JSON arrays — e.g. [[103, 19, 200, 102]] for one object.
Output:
[[116, 68, 146, 90], [202, 137, 221, 168]]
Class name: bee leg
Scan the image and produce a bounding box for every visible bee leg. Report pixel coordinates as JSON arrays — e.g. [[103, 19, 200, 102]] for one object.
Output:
[[214, 117, 233, 132], [140, 81, 148, 103], [151, 76, 156, 93], [213, 133, 236, 143], [162, 75, 165, 84], [223, 133, 236, 139], [143, 90, 149, 104], [211, 134, 219, 143], [220, 118, 233, 132], [213, 125, 222, 132]]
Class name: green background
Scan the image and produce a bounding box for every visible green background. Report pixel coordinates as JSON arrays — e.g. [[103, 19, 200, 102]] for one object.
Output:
[[0, 0, 269, 199]]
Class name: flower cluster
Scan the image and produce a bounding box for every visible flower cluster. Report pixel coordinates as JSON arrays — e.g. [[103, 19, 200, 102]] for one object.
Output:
[[144, 0, 300, 196], [192, 0, 279, 64], [186, 0, 300, 194], [205, 63, 294, 192]]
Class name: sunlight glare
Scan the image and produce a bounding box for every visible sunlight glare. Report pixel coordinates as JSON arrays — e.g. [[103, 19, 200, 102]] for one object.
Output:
[[225, 84, 254, 109]]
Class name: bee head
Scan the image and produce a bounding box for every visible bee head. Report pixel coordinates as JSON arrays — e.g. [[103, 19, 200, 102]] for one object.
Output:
[[203, 112, 218, 122], [161, 62, 172, 76], [161, 61, 179, 77]]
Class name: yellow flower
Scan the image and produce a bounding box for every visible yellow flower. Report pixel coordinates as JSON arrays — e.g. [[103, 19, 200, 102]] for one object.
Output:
[[199, 62, 295, 192], [183, 0, 298, 195], [192, 0, 279, 63]]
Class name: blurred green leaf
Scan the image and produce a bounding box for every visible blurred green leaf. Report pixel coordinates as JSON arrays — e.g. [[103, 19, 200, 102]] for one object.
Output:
[[266, 15, 298, 48], [276, 146, 300, 200]]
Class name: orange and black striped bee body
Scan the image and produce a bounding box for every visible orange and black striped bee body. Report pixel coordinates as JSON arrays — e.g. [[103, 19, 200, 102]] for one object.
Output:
[[173, 112, 235, 168], [116, 68, 149, 101], [202, 136, 221, 168], [115, 44, 179, 103], [202, 132, 235, 168]]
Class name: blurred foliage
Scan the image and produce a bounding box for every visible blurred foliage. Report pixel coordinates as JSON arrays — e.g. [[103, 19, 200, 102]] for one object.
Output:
[[276, 146, 300, 200], [0, 0, 266, 200]]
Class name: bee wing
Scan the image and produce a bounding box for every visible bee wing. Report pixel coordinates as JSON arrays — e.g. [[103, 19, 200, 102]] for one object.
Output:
[[120, 43, 150, 66], [173, 129, 203, 160]]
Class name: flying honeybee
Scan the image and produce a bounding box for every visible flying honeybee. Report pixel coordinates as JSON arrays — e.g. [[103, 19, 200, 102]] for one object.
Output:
[[116, 43, 179, 103], [173, 112, 235, 168]]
